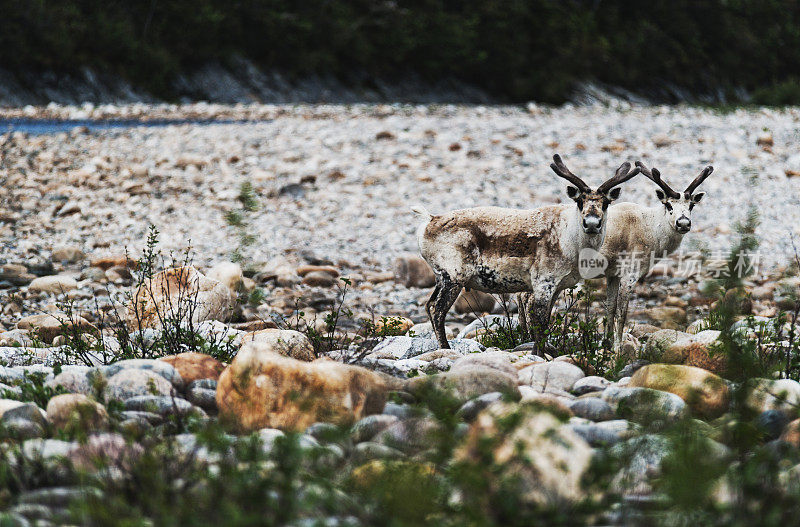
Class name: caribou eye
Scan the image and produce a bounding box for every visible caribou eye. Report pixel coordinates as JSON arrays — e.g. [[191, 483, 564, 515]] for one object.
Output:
[[665, 202, 673, 212], [689, 202, 695, 211], [576, 199, 584, 210]]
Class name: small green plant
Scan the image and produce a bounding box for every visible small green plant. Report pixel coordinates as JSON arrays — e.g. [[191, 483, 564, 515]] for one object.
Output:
[[224, 209, 244, 227], [362, 316, 411, 339], [247, 287, 267, 307], [43, 225, 240, 365], [226, 181, 260, 263], [475, 288, 610, 375], [547, 286, 612, 375], [291, 277, 356, 356], [277, 278, 414, 361], [472, 294, 523, 350], [237, 181, 259, 212]]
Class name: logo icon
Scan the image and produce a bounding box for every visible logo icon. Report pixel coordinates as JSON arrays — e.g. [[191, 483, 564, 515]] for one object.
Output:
[[578, 248, 608, 279]]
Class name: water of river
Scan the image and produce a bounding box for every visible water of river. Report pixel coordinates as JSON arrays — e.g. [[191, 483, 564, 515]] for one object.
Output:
[[0, 118, 259, 135]]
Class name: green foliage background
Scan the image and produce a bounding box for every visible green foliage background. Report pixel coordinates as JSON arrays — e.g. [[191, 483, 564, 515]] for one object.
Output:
[[2, 0, 800, 103]]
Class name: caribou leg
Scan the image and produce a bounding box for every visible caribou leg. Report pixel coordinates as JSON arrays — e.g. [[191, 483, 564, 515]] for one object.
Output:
[[516, 292, 531, 341], [425, 283, 441, 326], [430, 274, 462, 349]]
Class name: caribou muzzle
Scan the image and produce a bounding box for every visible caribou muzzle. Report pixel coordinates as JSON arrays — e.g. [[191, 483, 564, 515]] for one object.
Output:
[[582, 214, 602, 234]]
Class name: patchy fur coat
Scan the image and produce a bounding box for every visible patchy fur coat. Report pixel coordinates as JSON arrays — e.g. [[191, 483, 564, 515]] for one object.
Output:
[[417, 205, 604, 296]]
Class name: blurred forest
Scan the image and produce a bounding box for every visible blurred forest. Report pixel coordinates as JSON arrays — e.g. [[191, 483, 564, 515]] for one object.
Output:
[[2, 0, 800, 104]]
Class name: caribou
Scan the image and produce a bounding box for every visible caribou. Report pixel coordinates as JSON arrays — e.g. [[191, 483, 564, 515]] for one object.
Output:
[[600, 160, 713, 353], [414, 155, 640, 349]]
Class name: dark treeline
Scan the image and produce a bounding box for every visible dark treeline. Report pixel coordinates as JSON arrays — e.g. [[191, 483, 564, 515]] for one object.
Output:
[[2, 0, 800, 104]]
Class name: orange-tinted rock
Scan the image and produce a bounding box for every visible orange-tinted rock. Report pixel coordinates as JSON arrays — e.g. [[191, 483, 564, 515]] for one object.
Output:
[[216, 348, 388, 432], [159, 352, 225, 382]]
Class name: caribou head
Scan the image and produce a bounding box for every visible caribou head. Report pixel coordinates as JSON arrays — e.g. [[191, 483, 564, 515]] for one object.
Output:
[[636, 161, 713, 234], [551, 154, 640, 234]]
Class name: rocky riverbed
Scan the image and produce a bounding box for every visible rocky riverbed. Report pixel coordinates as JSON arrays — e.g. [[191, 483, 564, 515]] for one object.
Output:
[[0, 103, 800, 525], [2, 102, 800, 269]]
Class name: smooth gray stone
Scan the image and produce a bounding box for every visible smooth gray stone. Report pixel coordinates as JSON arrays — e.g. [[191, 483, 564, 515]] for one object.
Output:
[[186, 386, 217, 411], [123, 395, 198, 416], [1, 403, 45, 425], [102, 359, 183, 389], [569, 398, 615, 422], [188, 378, 217, 390], [120, 410, 162, 425]]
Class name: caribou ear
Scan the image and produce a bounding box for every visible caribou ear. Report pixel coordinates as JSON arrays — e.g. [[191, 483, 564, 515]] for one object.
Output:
[[566, 186, 580, 200], [691, 192, 705, 203], [606, 187, 622, 201], [655, 189, 666, 202]]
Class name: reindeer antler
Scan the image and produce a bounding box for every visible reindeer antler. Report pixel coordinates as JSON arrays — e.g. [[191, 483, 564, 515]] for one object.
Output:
[[684, 166, 713, 197], [597, 161, 640, 194], [636, 161, 680, 199], [549, 154, 591, 193]]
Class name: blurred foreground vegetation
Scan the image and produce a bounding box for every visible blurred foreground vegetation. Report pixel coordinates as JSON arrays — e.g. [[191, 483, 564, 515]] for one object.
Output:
[[2, 210, 800, 525], [2, 0, 800, 104]]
